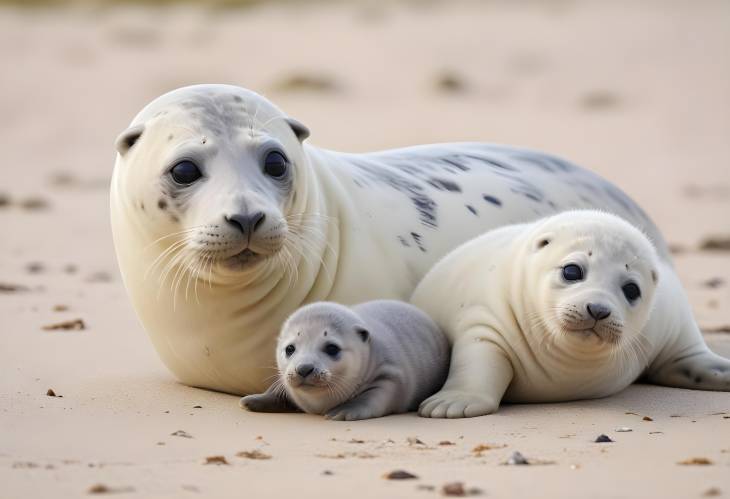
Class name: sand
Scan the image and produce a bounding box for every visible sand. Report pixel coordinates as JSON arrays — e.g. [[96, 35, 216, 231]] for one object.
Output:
[[0, 1, 729, 497]]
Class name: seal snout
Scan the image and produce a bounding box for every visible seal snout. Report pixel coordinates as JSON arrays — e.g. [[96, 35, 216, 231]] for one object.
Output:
[[296, 363, 315, 378], [225, 212, 266, 237], [586, 302, 611, 321]]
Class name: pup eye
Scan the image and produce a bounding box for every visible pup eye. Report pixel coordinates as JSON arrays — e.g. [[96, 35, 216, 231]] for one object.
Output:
[[562, 264, 584, 282], [263, 151, 288, 178], [170, 160, 202, 185], [323, 343, 341, 358], [284, 344, 295, 357], [622, 282, 641, 302]]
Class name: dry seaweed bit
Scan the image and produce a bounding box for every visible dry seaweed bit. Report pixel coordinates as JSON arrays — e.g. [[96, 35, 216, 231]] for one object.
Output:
[[53, 304, 69, 312], [203, 455, 229, 465], [42, 319, 85, 331], [19, 197, 49, 210], [506, 451, 529, 465], [349, 438, 365, 444], [0, 283, 29, 293], [88, 484, 110, 494], [171, 430, 193, 438], [236, 450, 271, 460], [700, 236, 730, 251], [594, 434, 613, 443], [472, 443, 506, 455], [439, 440, 456, 446], [678, 457, 713, 466], [384, 470, 419, 480], [193, 405, 202, 409]]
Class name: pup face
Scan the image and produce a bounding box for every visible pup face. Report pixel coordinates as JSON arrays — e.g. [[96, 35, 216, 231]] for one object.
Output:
[[526, 213, 659, 348], [276, 304, 370, 414]]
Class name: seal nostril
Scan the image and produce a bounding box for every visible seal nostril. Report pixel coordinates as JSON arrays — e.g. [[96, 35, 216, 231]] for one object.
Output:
[[252, 212, 265, 232], [587, 303, 611, 321], [296, 363, 315, 378]]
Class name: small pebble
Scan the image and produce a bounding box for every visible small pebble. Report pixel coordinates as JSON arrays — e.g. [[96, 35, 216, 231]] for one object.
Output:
[[442, 482, 466, 496], [193, 405, 202, 409], [26, 262, 45, 274], [322, 470, 334, 476], [615, 427, 633, 432], [170, 430, 193, 438], [595, 434, 614, 443], [384, 470, 418, 480], [703, 487, 722, 497], [642, 416, 653, 421], [19, 197, 49, 211], [53, 304, 69, 312], [46, 389, 57, 397], [506, 451, 529, 465]]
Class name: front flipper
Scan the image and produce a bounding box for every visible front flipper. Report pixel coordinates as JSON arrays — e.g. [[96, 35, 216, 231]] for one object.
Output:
[[240, 383, 299, 413], [325, 375, 400, 421], [419, 327, 513, 418], [647, 346, 730, 391]]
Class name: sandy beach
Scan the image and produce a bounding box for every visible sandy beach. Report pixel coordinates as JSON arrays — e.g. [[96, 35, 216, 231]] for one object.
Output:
[[1, 0, 729, 497]]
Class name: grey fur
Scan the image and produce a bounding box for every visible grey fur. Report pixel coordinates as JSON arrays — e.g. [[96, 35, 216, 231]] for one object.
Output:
[[241, 300, 450, 421]]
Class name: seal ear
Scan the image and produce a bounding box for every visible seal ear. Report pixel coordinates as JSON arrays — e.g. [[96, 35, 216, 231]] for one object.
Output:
[[354, 326, 369, 343], [115, 124, 145, 156], [533, 233, 553, 252], [285, 117, 310, 142]]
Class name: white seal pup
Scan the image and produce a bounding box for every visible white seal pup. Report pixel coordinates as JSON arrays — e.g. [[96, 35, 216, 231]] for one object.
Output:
[[240, 300, 449, 420], [111, 84, 674, 395], [412, 210, 730, 418]]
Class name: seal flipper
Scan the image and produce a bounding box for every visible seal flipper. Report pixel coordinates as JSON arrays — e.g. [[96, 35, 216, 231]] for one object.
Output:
[[240, 383, 299, 413], [644, 264, 730, 391], [418, 326, 512, 418], [647, 345, 730, 391]]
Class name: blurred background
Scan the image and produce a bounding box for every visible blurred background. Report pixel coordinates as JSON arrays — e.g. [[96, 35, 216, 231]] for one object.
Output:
[[1, 2, 729, 497]]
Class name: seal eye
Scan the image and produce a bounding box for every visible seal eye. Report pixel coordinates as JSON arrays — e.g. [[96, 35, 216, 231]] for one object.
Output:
[[170, 161, 202, 185], [285, 344, 295, 357], [622, 282, 641, 302], [562, 264, 584, 282], [263, 151, 288, 178], [323, 343, 341, 358]]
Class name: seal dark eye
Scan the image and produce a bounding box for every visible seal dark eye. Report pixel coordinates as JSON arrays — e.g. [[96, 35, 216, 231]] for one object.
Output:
[[170, 161, 202, 185], [285, 344, 295, 357], [263, 151, 288, 178], [622, 282, 641, 302], [323, 343, 341, 358], [562, 264, 584, 282]]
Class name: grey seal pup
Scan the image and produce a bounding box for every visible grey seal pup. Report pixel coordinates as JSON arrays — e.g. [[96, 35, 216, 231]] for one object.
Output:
[[240, 300, 449, 420], [412, 210, 730, 418]]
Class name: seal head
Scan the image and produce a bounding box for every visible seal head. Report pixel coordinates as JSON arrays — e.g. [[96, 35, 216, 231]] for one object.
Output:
[[522, 211, 659, 350], [276, 302, 371, 415]]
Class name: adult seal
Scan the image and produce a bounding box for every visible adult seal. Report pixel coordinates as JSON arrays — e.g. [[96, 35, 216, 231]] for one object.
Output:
[[412, 211, 730, 418], [112, 83, 672, 395], [240, 300, 449, 420]]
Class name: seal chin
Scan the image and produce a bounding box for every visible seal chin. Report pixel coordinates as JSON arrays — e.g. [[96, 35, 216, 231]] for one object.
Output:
[[562, 324, 622, 345]]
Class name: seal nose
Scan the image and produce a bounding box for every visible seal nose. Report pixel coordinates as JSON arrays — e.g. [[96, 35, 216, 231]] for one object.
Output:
[[225, 212, 265, 235], [587, 303, 611, 321], [296, 363, 315, 378]]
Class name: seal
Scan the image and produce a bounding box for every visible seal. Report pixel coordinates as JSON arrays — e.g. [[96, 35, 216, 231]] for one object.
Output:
[[239, 300, 449, 420], [412, 210, 730, 418], [111, 84, 672, 395]]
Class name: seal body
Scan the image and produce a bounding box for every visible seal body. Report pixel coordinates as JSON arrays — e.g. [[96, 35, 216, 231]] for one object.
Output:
[[111, 84, 670, 395], [412, 211, 730, 418], [241, 300, 449, 420]]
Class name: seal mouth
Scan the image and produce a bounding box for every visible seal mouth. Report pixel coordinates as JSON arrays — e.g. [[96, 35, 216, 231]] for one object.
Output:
[[222, 248, 265, 269]]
